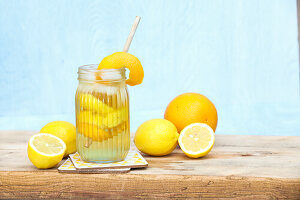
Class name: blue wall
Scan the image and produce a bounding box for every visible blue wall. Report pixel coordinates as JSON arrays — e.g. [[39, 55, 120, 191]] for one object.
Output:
[[0, 0, 299, 135]]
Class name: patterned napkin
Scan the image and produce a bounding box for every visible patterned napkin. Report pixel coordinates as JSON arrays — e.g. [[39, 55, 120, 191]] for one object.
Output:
[[69, 150, 148, 170], [58, 150, 147, 173], [58, 158, 130, 173]]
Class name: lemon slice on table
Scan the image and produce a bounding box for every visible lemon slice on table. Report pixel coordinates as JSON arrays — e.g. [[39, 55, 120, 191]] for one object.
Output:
[[178, 123, 215, 158], [27, 133, 66, 169]]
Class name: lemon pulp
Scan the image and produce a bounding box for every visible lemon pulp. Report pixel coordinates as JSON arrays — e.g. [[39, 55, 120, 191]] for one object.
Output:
[[179, 123, 215, 158], [32, 135, 65, 154]]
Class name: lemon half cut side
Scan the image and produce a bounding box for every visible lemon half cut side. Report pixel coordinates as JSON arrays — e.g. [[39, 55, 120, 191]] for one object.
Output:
[[27, 133, 66, 169], [178, 123, 215, 158]]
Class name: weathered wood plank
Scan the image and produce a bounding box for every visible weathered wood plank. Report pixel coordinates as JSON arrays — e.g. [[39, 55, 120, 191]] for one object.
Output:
[[0, 131, 299, 199], [0, 172, 299, 199], [1, 131, 299, 178]]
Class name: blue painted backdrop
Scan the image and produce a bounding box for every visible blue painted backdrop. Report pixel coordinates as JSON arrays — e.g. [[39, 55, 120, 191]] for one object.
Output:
[[0, 0, 299, 135]]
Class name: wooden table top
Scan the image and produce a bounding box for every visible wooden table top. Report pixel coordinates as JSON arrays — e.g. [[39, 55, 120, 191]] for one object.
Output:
[[0, 131, 299, 199]]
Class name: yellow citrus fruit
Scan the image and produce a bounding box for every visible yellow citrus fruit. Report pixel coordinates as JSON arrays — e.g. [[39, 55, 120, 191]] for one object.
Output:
[[77, 123, 112, 142], [98, 52, 144, 86], [134, 119, 179, 156], [27, 133, 66, 169], [40, 121, 76, 157], [77, 122, 126, 142], [178, 123, 215, 158], [77, 93, 115, 114], [164, 93, 218, 133], [78, 107, 127, 129]]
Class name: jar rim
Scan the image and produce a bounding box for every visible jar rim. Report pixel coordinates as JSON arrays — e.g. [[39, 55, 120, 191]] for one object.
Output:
[[78, 64, 125, 73], [78, 64, 126, 83]]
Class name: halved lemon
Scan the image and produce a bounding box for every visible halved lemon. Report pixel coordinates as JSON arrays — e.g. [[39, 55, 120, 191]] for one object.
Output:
[[178, 123, 215, 158], [27, 133, 66, 169]]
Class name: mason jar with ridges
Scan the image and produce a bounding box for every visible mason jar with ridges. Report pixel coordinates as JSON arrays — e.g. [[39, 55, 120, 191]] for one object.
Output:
[[75, 65, 130, 163]]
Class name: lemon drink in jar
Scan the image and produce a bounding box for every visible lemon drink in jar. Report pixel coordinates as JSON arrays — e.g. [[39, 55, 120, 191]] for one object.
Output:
[[76, 65, 129, 162], [75, 52, 144, 163]]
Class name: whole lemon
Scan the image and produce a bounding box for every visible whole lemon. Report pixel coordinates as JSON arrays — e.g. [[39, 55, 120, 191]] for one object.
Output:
[[40, 121, 76, 157], [164, 93, 218, 133], [134, 119, 179, 156]]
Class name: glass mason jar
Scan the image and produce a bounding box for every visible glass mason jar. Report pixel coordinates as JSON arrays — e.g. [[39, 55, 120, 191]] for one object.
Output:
[[75, 65, 130, 163]]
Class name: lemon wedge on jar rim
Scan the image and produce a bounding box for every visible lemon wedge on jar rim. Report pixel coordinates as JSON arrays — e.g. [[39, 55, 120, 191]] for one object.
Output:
[[178, 123, 215, 158], [27, 133, 66, 169], [98, 52, 144, 86]]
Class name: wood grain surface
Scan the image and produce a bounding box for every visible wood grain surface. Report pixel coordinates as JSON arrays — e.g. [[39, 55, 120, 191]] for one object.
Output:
[[0, 131, 299, 199]]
